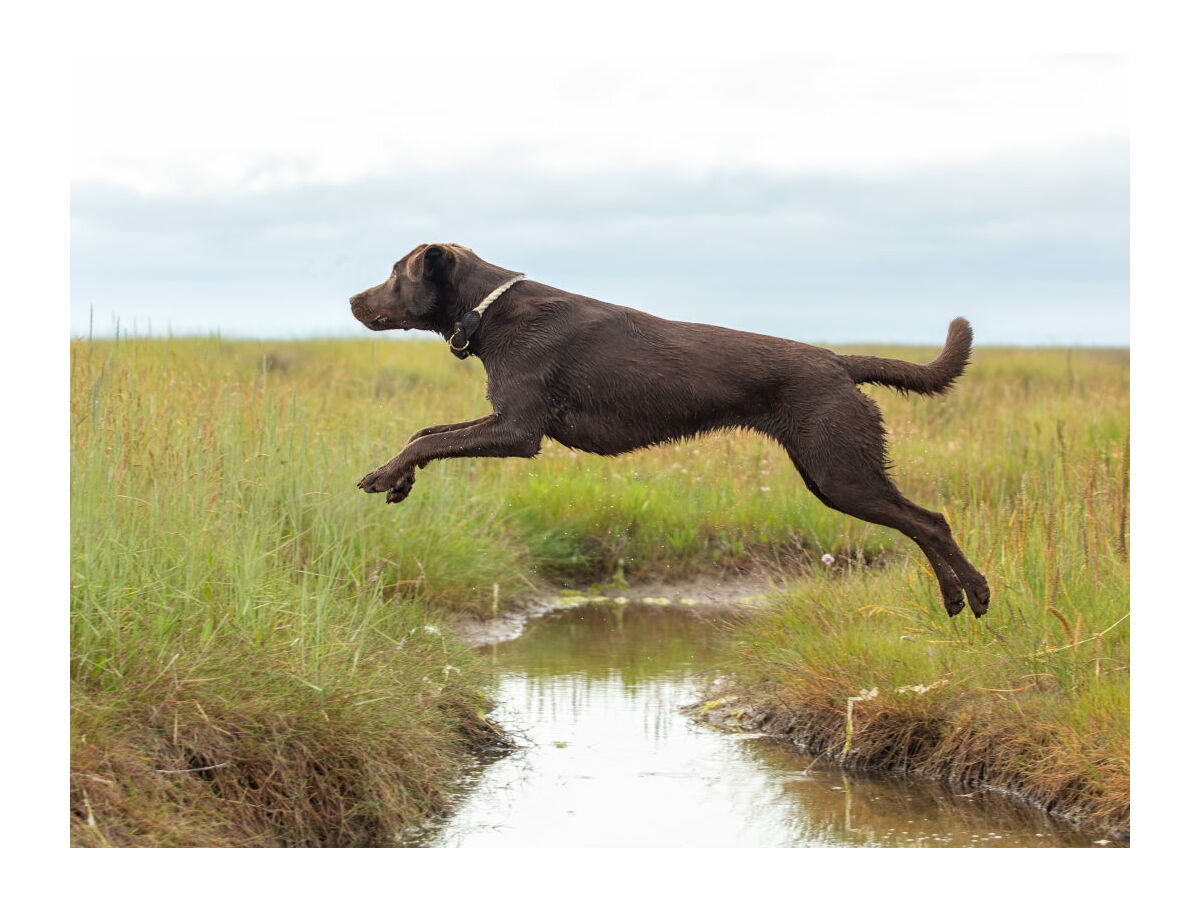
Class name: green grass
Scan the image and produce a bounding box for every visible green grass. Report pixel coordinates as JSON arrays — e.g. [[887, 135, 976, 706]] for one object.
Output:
[[70, 337, 521, 845], [71, 336, 1128, 842]]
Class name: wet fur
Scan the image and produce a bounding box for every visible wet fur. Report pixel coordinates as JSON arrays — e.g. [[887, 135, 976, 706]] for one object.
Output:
[[349, 244, 990, 617]]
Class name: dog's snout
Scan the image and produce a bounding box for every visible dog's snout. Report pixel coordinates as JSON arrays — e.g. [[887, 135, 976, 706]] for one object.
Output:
[[349, 292, 376, 323], [349, 290, 396, 330]]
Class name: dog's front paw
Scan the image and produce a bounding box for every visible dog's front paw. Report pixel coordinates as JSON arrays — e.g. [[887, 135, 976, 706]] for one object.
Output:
[[357, 465, 398, 494], [385, 471, 416, 504]]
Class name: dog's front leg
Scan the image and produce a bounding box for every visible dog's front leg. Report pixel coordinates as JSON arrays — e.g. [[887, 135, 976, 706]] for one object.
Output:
[[405, 414, 497, 445], [357, 415, 543, 503]]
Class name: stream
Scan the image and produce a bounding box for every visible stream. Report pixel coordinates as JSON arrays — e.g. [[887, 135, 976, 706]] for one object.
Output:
[[412, 601, 1117, 848]]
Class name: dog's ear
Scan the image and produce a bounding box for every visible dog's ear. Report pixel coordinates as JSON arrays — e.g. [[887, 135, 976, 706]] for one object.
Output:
[[403, 243, 451, 282]]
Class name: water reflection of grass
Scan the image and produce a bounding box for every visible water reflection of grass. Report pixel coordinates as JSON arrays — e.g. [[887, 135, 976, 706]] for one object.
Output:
[[71, 337, 1127, 843], [492, 603, 726, 683], [743, 738, 1105, 847]]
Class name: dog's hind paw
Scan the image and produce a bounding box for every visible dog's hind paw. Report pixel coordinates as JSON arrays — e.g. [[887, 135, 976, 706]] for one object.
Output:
[[944, 597, 966, 618], [967, 580, 991, 618]]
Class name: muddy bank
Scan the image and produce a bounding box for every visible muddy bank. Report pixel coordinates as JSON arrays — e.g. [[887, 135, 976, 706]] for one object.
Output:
[[684, 688, 1129, 844]]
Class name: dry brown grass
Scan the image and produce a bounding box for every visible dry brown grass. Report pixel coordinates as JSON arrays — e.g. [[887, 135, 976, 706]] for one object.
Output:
[[70, 653, 510, 847]]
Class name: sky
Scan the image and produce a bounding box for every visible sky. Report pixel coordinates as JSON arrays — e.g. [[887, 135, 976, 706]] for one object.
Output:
[[70, 54, 1128, 345]]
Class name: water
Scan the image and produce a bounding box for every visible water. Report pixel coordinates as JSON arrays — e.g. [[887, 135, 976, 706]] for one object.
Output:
[[416, 602, 1116, 848]]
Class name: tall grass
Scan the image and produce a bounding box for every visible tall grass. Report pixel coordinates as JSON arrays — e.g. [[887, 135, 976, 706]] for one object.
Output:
[[70, 337, 519, 845], [71, 336, 1128, 842]]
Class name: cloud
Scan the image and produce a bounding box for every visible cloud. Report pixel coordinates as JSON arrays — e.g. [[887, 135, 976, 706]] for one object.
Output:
[[71, 139, 1128, 344], [71, 54, 1127, 193]]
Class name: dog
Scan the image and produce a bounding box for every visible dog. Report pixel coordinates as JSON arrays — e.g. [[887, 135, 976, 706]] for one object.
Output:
[[350, 243, 990, 618]]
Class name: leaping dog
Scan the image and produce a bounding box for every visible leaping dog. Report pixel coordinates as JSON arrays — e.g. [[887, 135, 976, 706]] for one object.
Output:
[[350, 243, 990, 618]]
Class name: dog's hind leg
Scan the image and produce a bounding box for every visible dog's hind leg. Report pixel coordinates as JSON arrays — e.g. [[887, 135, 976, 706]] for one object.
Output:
[[789, 453, 968, 616], [771, 394, 989, 617], [862, 490, 989, 618]]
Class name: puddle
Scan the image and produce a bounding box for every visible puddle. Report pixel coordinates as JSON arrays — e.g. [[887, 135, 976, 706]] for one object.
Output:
[[413, 602, 1121, 848]]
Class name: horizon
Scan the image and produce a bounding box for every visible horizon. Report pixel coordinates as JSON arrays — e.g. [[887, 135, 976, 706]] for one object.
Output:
[[70, 319, 1131, 350]]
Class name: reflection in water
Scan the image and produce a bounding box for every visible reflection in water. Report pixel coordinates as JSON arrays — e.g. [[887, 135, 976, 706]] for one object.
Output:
[[417, 603, 1113, 848]]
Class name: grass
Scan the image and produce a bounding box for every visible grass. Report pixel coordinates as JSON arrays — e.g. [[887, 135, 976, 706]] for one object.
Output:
[[70, 337, 520, 845], [71, 335, 1128, 843]]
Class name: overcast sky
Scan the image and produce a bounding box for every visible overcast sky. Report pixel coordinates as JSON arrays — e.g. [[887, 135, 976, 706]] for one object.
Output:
[[71, 54, 1127, 345]]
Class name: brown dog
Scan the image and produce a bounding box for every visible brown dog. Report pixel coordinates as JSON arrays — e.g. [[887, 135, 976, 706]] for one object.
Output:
[[350, 243, 989, 617]]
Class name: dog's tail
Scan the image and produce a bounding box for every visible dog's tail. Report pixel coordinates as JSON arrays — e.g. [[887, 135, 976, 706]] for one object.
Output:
[[836, 317, 974, 396]]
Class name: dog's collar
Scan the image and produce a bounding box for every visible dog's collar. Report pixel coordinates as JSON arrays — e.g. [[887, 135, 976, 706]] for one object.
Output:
[[448, 274, 525, 359]]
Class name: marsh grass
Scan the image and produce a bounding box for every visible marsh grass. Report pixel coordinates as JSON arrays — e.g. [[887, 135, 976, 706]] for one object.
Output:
[[70, 337, 520, 845], [71, 336, 1128, 843]]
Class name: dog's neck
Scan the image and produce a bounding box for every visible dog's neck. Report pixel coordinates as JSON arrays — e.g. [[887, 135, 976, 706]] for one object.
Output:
[[435, 261, 524, 340]]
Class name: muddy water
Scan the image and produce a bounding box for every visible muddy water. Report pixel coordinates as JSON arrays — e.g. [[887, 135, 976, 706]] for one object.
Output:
[[416, 602, 1115, 848]]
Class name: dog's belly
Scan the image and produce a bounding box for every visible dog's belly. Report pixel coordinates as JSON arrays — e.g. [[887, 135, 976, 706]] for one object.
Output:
[[544, 400, 750, 456], [546, 415, 669, 455]]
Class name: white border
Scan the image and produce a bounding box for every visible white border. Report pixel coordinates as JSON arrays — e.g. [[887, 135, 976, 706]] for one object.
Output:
[[10, 0, 1188, 890]]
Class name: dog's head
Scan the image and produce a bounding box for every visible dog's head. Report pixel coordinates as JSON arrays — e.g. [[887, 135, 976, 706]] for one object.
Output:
[[349, 243, 472, 332]]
